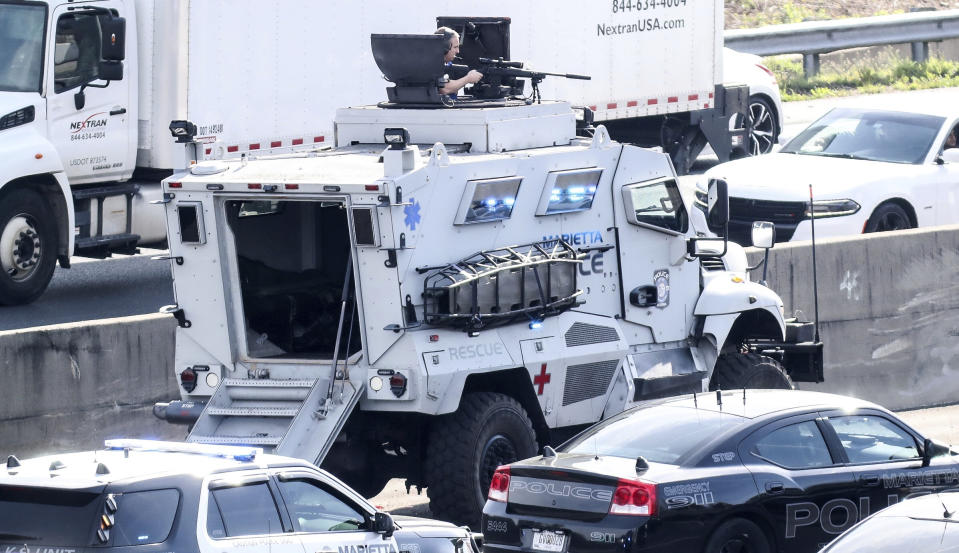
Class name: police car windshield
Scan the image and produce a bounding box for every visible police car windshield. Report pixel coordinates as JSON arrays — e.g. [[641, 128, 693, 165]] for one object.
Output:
[[0, 486, 102, 546], [560, 405, 747, 464]]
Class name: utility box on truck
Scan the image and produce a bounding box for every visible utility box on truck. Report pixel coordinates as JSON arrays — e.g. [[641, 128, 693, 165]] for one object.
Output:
[[0, 0, 745, 305], [153, 29, 818, 527]]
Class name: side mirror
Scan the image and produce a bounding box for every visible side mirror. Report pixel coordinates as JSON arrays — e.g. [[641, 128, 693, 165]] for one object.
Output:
[[706, 178, 729, 232], [74, 89, 86, 110], [751, 221, 775, 249], [374, 511, 394, 539], [939, 148, 959, 164], [922, 438, 950, 467], [100, 16, 126, 61], [98, 61, 124, 81]]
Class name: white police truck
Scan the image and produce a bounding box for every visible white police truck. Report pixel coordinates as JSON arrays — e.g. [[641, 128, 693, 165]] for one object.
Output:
[[152, 28, 821, 525]]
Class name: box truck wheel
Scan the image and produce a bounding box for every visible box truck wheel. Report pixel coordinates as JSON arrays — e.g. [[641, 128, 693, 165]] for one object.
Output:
[[0, 190, 58, 305], [709, 352, 794, 390], [425, 392, 537, 526]]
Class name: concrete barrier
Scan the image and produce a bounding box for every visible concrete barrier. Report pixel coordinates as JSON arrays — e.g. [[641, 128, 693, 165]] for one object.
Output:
[[2, 226, 957, 457], [751, 224, 959, 411], [0, 313, 181, 459]]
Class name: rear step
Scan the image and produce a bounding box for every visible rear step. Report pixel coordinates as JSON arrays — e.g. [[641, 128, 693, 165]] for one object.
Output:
[[187, 376, 364, 465]]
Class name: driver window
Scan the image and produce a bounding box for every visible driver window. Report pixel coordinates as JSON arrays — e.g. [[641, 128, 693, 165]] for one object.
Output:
[[944, 125, 959, 151], [277, 477, 368, 533], [826, 415, 919, 463], [54, 12, 106, 93], [622, 178, 688, 233]]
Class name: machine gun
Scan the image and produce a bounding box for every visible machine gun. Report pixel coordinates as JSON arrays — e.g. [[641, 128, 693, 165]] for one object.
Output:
[[452, 57, 590, 103]]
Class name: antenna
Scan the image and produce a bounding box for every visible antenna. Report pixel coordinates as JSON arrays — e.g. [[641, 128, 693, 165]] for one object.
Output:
[[715, 389, 723, 409], [939, 493, 955, 519], [808, 185, 821, 344], [743, 388, 747, 405], [693, 391, 698, 408]]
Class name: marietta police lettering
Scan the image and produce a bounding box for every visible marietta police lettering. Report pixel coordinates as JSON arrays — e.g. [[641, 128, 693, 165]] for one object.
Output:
[[449, 343, 506, 360], [543, 231, 605, 275]]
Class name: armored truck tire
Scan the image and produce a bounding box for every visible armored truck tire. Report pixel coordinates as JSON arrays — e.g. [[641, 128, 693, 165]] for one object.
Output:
[[704, 518, 772, 553], [709, 352, 794, 391], [425, 392, 538, 526], [0, 190, 58, 305]]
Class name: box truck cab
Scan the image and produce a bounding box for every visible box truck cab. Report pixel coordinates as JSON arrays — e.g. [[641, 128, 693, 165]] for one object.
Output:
[[0, 0, 161, 305]]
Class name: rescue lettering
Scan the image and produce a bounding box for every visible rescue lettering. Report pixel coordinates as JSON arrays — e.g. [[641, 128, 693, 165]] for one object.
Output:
[[448, 343, 506, 360]]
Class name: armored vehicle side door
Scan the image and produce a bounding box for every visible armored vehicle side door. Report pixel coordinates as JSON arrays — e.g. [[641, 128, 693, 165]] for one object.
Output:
[[611, 146, 697, 343]]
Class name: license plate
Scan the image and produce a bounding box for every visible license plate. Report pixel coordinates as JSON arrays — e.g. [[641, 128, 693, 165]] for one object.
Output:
[[531, 530, 567, 552]]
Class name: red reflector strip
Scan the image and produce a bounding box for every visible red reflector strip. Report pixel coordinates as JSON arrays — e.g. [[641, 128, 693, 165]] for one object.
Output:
[[227, 145, 239, 153], [627, 100, 638, 107], [688, 94, 699, 101], [589, 105, 597, 111], [249, 143, 260, 150], [285, 183, 299, 190], [248, 183, 262, 190], [668, 96, 679, 103], [168, 182, 182, 189], [607, 102, 617, 109], [271, 141, 282, 148], [709, 92, 714, 98], [292, 138, 304, 146], [705, 103, 710, 108], [205, 148, 211, 155], [314, 136, 325, 143], [647, 99, 658, 105], [365, 185, 380, 191]]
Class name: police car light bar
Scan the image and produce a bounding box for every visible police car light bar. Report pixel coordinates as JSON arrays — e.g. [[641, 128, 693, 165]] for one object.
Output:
[[104, 439, 262, 462]]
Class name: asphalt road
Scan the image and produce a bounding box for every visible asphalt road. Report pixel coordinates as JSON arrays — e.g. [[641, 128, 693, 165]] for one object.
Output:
[[0, 248, 173, 331]]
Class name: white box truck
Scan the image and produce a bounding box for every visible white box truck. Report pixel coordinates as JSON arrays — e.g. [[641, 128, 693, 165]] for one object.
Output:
[[0, 0, 749, 305]]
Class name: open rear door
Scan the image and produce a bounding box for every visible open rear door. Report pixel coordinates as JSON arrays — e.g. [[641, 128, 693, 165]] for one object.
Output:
[[352, 203, 405, 364]]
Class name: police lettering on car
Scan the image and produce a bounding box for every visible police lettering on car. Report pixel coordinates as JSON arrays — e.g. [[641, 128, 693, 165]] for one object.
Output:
[[481, 390, 959, 553]]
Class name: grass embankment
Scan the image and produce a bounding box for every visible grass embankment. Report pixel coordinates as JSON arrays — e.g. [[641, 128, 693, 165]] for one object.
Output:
[[767, 56, 959, 101]]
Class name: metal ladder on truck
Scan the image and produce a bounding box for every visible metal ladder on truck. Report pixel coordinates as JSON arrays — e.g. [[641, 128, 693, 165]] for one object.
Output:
[[187, 255, 362, 466]]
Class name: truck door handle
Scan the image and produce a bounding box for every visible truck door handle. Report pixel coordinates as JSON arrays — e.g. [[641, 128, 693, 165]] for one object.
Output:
[[110, 108, 127, 116], [764, 482, 784, 494], [629, 285, 657, 307], [859, 474, 880, 485]]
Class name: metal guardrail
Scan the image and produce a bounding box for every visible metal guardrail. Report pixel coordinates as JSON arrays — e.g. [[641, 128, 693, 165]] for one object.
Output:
[[725, 9, 959, 76]]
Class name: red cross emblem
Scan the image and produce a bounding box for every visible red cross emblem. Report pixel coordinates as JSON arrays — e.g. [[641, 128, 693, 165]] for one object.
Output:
[[533, 363, 551, 395]]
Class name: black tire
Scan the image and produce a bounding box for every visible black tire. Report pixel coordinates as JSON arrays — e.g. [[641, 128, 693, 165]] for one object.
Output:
[[709, 352, 794, 391], [704, 518, 771, 553], [731, 96, 779, 158], [343, 472, 392, 499], [425, 392, 538, 526], [745, 96, 779, 156], [0, 190, 58, 305], [864, 203, 912, 233]]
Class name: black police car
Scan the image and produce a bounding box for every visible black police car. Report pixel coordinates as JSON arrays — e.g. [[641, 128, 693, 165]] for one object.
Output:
[[0, 440, 477, 553], [820, 491, 959, 553], [480, 390, 959, 553]]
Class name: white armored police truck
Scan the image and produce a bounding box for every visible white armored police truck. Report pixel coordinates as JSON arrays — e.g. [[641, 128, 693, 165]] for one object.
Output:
[[152, 25, 822, 525], [1, 0, 750, 305]]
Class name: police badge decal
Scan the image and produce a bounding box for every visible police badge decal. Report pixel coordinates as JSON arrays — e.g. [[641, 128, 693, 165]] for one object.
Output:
[[654, 269, 669, 308]]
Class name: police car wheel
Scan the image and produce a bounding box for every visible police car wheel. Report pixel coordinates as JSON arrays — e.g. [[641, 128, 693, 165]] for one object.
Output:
[[425, 392, 538, 526], [704, 518, 771, 553], [0, 189, 58, 306], [709, 352, 794, 391]]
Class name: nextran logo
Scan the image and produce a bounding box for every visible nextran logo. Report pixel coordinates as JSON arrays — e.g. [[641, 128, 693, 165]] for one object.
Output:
[[70, 112, 107, 133], [510, 479, 612, 501]]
